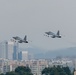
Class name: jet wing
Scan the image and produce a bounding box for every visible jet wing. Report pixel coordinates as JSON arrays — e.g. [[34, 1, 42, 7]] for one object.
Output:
[[13, 36, 22, 40], [49, 31, 55, 35], [45, 31, 55, 35], [17, 37, 22, 40]]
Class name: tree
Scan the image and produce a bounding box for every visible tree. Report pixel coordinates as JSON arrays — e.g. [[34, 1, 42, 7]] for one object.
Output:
[[15, 66, 33, 75], [0, 73, 5, 75], [6, 71, 18, 75], [42, 65, 72, 75], [63, 66, 71, 75]]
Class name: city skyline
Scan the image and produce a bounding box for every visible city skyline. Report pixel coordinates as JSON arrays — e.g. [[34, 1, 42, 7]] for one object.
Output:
[[0, 40, 29, 60], [0, 0, 76, 51]]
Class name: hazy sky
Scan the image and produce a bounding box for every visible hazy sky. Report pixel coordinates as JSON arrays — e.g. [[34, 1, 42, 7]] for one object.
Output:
[[0, 0, 76, 51]]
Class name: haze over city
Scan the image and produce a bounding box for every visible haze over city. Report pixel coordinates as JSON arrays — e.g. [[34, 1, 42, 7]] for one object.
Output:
[[0, 1, 76, 75], [0, 0, 76, 51]]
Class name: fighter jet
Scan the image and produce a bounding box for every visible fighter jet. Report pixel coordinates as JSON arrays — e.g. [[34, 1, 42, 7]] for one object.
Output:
[[45, 30, 61, 38], [18, 35, 28, 43], [13, 35, 28, 43]]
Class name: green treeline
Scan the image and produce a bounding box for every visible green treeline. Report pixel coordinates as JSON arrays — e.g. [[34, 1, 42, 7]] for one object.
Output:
[[0, 65, 74, 75], [42, 65, 73, 75], [0, 66, 33, 75]]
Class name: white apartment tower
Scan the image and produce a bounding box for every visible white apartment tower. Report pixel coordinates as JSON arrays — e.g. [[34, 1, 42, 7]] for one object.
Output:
[[19, 51, 28, 61], [0, 41, 8, 59], [7, 40, 19, 60], [0, 40, 19, 60]]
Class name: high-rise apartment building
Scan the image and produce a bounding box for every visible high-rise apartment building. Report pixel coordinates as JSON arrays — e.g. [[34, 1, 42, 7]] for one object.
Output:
[[7, 40, 19, 60], [18, 51, 28, 61], [0, 41, 8, 59], [0, 40, 19, 60]]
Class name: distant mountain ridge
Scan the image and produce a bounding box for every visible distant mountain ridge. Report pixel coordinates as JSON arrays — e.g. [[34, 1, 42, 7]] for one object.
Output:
[[20, 47, 76, 59], [44, 47, 76, 58]]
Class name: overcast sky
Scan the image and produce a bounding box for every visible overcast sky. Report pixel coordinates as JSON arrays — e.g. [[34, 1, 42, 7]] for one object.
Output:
[[0, 0, 76, 51]]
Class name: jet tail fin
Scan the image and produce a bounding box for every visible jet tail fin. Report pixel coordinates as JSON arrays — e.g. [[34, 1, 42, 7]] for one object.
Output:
[[57, 30, 60, 36], [24, 35, 27, 41]]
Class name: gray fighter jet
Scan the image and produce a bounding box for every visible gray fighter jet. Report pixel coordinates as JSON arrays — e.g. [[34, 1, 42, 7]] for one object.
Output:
[[45, 30, 61, 38], [13, 35, 28, 43]]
